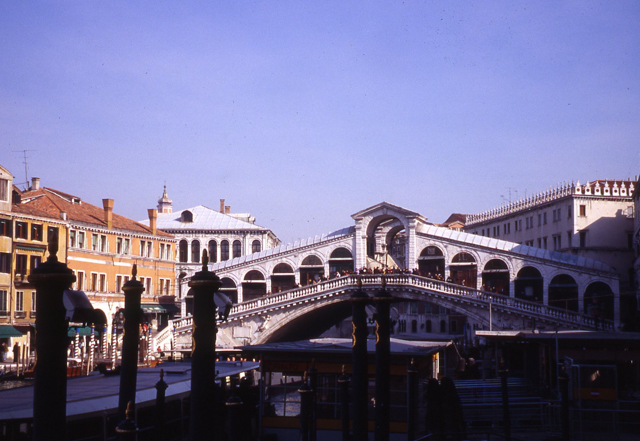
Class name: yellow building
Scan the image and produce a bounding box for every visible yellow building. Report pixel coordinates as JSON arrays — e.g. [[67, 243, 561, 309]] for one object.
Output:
[[9, 173, 177, 344]]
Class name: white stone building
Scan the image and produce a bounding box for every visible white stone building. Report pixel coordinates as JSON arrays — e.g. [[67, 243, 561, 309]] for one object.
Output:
[[140, 187, 280, 303], [464, 180, 636, 324]]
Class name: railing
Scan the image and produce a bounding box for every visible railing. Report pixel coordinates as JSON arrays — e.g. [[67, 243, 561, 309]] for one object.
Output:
[[173, 274, 613, 333]]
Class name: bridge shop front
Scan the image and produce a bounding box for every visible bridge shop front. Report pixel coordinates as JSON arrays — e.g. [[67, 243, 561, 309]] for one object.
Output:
[[239, 337, 458, 441]]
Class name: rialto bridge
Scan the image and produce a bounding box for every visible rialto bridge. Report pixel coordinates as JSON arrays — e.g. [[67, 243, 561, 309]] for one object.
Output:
[[164, 203, 620, 349]]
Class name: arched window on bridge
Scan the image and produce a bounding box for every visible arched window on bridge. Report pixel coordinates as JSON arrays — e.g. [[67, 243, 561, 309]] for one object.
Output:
[[418, 246, 445, 278], [481, 259, 510, 295], [233, 240, 242, 259], [272, 263, 296, 293], [440, 319, 447, 333], [514, 266, 543, 303], [300, 255, 324, 286], [191, 240, 200, 263], [243, 270, 267, 301], [252, 240, 261, 254], [329, 247, 354, 277], [208, 240, 217, 263], [584, 281, 614, 321], [221, 240, 229, 261], [450, 252, 477, 288], [179, 240, 188, 263], [220, 277, 237, 304], [548, 274, 578, 312]]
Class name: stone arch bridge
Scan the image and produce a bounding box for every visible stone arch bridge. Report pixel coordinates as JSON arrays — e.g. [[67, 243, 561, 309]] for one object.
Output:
[[166, 202, 620, 349]]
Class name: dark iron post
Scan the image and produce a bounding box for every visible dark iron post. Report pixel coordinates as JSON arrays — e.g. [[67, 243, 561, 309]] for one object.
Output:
[[498, 359, 511, 441], [298, 374, 313, 441], [338, 365, 351, 441], [28, 235, 76, 441], [308, 361, 318, 441], [115, 401, 139, 441], [225, 388, 244, 441], [351, 278, 370, 441], [406, 359, 418, 441], [189, 251, 221, 441], [155, 369, 169, 440], [559, 366, 570, 441], [373, 278, 392, 441], [118, 265, 144, 423]]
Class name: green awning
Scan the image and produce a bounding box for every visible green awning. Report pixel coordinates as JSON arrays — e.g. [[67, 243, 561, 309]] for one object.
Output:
[[0, 325, 25, 337], [67, 326, 99, 337], [141, 304, 167, 313]]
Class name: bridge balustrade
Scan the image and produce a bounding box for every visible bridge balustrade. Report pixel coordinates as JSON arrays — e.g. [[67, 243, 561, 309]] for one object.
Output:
[[171, 274, 613, 334]]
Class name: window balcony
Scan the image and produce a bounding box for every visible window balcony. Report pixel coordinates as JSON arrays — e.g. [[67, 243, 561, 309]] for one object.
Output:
[[14, 311, 27, 319]]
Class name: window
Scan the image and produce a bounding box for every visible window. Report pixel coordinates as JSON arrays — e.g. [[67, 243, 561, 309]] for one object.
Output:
[[567, 231, 572, 248], [140, 240, 152, 258], [99, 274, 107, 292], [543, 212, 547, 225], [0, 290, 7, 315], [221, 240, 229, 261], [0, 253, 10, 273], [99, 234, 107, 251], [15, 291, 24, 312], [567, 205, 572, 218], [208, 241, 218, 263], [553, 235, 561, 251], [145, 277, 152, 295], [15, 221, 28, 239], [77, 231, 85, 249], [31, 224, 43, 241], [0, 219, 11, 237], [179, 240, 188, 263], [159, 243, 165, 259], [69, 230, 76, 247], [166, 244, 171, 260], [164, 279, 171, 295], [30, 291, 36, 314], [116, 275, 123, 293], [579, 205, 586, 217], [47, 226, 59, 243], [192, 240, 200, 263], [124, 238, 130, 254], [252, 240, 261, 254], [16, 254, 27, 275], [76, 271, 85, 290], [30, 255, 41, 271], [92, 233, 99, 250], [579, 231, 587, 248], [0, 178, 8, 201], [233, 240, 242, 258], [543, 237, 548, 249], [537, 214, 541, 226], [91, 273, 98, 291], [117, 237, 123, 254]]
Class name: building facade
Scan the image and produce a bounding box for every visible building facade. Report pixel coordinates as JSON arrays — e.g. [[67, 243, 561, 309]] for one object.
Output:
[[141, 188, 280, 304], [10, 175, 178, 340], [464, 180, 636, 324]]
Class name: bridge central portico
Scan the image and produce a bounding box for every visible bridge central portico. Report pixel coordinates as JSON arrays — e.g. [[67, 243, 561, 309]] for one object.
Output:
[[166, 202, 621, 350]]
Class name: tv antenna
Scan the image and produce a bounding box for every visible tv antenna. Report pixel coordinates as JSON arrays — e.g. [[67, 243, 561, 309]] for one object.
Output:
[[12, 149, 36, 190]]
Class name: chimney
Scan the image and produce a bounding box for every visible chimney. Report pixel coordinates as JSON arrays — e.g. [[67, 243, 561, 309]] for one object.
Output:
[[102, 199, 114, 229], [148, 209, 158, 235], [225, 205, 230, 214], [220, 199, 225, 213], [60, 211, 67, 221], [31, 177, 40, 190]]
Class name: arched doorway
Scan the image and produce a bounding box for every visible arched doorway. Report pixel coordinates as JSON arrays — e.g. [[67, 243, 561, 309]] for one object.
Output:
[[329, 248, 354, 276], [549, 274, 578, 312], [271, 263, 296, 293], [481, 259, 510, 295], [418, 246, 445, 278], [220, 278, 237, 304], [514, 266, 543, 302], [584, 282, 614, 321], [450, 252, 477, 288], [299, 255, 324, 285], [243, 270, 267, 301]]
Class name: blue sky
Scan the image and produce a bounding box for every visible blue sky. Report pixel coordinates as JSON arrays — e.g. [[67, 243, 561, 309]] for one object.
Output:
[[2, 1, 639, 244]]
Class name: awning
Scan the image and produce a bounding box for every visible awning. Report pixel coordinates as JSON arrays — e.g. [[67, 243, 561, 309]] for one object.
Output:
[[63, 290, 107, 325], [67, 326, 99, 337], [0, 325, 24, 337], [141, 304, 167, 313]]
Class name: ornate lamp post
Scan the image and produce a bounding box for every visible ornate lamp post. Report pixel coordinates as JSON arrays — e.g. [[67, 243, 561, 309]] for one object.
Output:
[[28, 235, 76, 441]]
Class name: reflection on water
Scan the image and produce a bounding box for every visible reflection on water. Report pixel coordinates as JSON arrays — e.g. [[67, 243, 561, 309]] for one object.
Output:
[[0, 379, 32, 391]]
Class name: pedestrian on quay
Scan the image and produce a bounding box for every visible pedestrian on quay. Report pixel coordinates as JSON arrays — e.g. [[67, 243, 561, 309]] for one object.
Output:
[[13, 342, 20, 366]]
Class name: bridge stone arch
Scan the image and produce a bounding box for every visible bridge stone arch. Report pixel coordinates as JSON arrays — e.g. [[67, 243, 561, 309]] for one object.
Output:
[[480, 257, 512, 296], [351, 203, 427, 271], [417, 244, 446, 278]]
